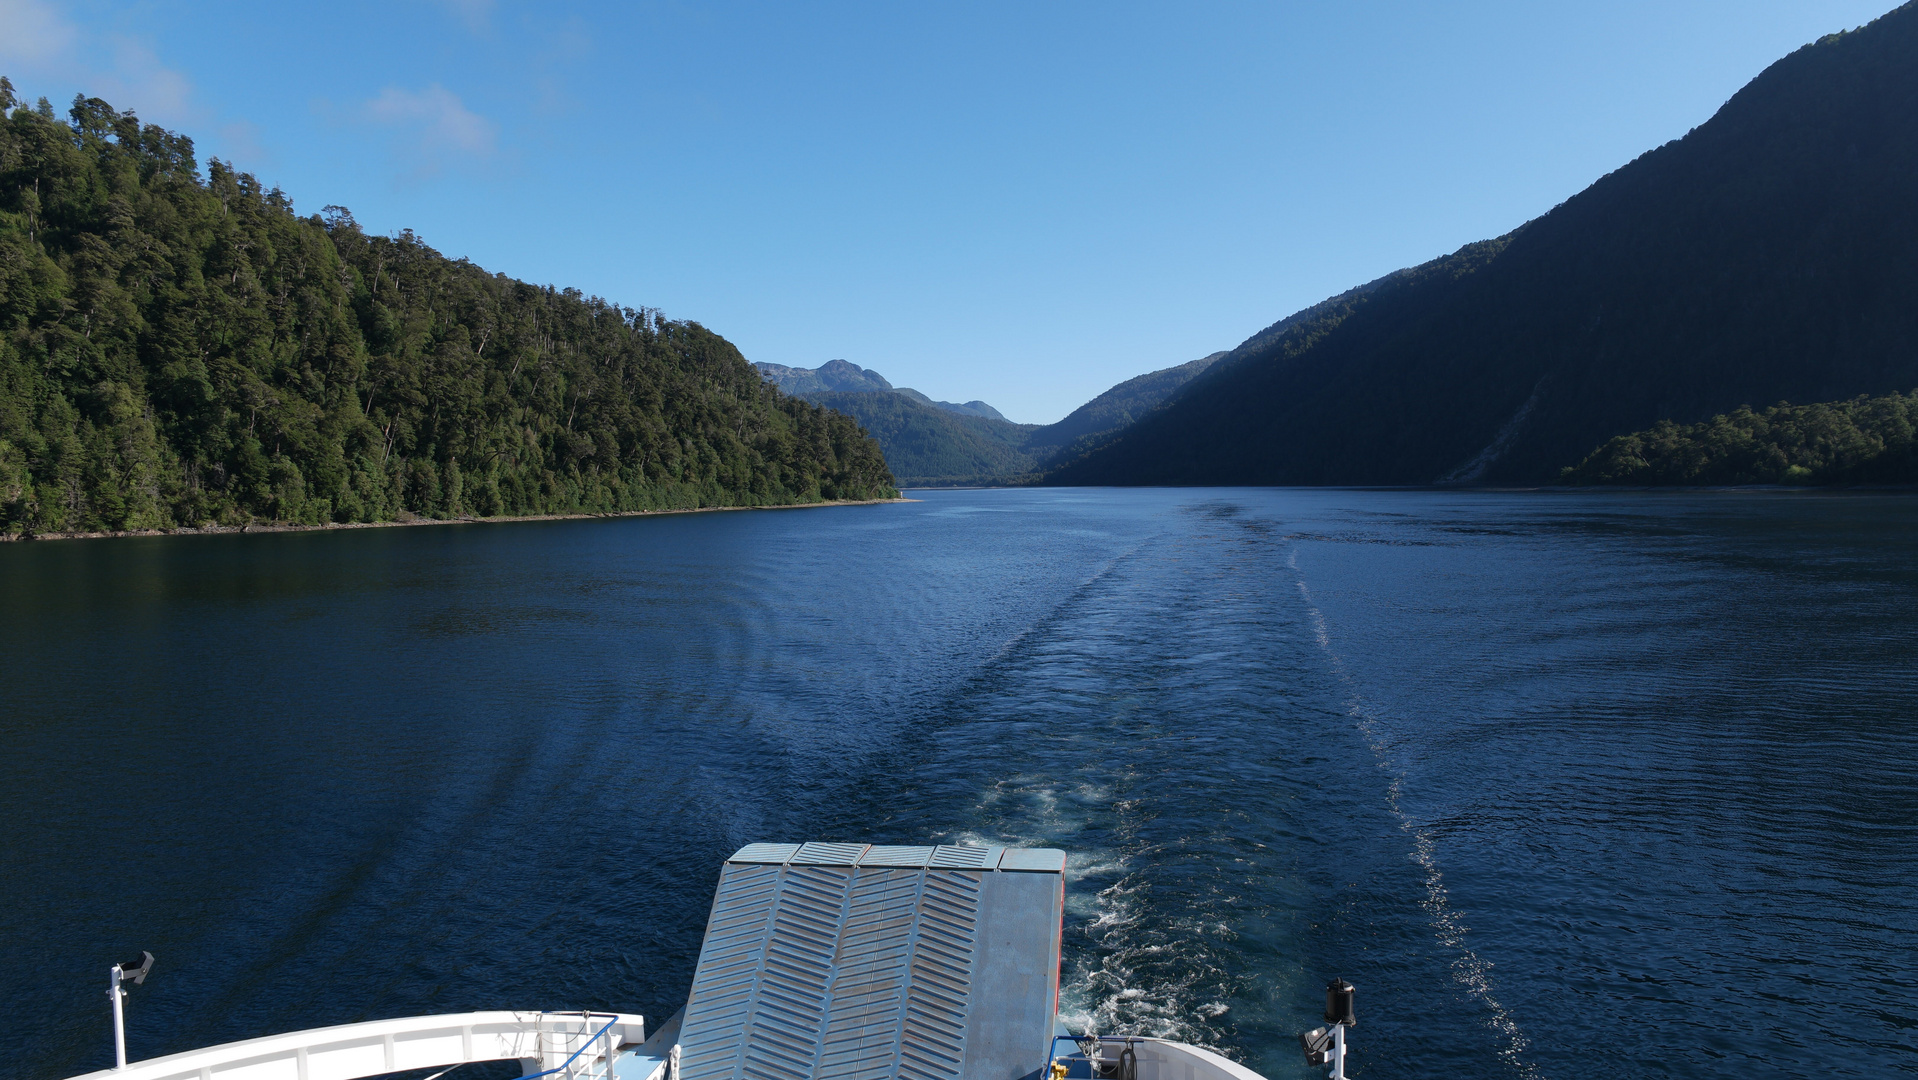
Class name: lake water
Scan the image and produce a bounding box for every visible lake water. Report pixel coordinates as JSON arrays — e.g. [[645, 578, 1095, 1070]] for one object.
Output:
[[4, 488, 1916, 1079]]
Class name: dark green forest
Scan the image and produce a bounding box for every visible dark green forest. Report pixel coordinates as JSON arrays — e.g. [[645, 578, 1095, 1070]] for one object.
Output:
[[1560, 390, 1918, 485], [1050, 2, 1918, 487], [0, 81, 894, 535], [803, 390, 1040, 486]]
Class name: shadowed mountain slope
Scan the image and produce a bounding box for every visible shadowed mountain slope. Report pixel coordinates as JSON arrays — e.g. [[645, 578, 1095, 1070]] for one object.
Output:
[[1030, 352, 1226, 452], [1050, 3, 1918, 486]]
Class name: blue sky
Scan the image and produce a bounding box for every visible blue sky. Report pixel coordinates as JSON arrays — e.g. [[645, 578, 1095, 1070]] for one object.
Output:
[[0, 1, 1897, 423]]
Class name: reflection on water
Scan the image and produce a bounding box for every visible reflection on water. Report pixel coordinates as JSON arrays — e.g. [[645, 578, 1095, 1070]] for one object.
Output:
[[4, 489, 1916, 1080]]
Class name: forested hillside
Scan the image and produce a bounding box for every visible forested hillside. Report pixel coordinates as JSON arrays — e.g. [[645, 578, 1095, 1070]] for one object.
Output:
[[803, 390, 1039, 486], [1561, 390, 1918, 485], [891, 387, 1006, 420], [0, 82, 894, 535], [1051, 2, 1918, 486]]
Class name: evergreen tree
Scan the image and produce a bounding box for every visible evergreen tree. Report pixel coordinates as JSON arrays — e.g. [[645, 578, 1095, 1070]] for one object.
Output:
[[1560, 391, 1918, 485], [0, 82, 894, 534]]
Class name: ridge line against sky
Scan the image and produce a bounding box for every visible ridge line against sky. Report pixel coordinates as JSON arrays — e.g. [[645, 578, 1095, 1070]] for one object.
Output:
[[0, 0, 1895, 424]]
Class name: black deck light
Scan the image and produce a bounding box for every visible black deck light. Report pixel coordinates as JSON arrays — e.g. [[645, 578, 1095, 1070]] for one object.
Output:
[[1302, 977, 1357, 1078], [1324, 976, 1356, 1027]]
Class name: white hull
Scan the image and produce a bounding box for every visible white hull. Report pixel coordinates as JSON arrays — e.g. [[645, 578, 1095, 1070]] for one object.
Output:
[[61, 1015, 1273, 1080], [62, 1011, 646, 1080]]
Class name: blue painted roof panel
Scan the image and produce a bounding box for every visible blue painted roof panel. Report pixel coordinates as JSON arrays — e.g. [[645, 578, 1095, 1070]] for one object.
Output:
[[856, 845, 936, 867], [926, 845, 1003, 869], [996, 847, 1068, 872], [730, 843, 802, 864], [791, 842, 870, 866]]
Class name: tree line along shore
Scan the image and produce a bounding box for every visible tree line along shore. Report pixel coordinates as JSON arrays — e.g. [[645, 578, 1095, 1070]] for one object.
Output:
[[0, 79, 897, 540]]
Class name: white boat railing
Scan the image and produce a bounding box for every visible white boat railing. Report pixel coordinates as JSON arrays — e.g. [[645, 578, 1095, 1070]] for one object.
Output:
[[60, 1010, 646, 1080], [1049, 1036, 1273, 1080], [60, 1011, 1289, 1080]]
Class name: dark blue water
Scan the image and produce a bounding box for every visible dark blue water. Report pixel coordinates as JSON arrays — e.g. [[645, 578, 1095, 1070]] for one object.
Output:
[[4, 489, 1916, 1079]]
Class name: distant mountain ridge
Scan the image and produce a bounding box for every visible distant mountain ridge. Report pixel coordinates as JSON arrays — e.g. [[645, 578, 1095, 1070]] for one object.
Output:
[[753, 360, 1005, 420], [1032, 352, 1227, 451], [755, 355, 1225, 485], [754, 358, 894, 395], [1049, 2, 1918, 486]]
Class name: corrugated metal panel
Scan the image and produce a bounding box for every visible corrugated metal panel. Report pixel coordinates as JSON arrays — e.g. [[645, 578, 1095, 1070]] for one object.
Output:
[[680, 863, 784, 1080], [730, 844, 801, 865], [741, 864, 848, 1080], [926, 845, 1002, 869], [897, 871, 978, 1080], [679, 843, 1063, 1080], [816, 869, 927, 1080], [855, 845, 935, 868], [790, 842, 870, 866]]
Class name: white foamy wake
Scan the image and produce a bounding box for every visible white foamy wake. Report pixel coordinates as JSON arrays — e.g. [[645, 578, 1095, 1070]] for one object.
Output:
[[944, 787, 1235, 1052], [1288, 550, 1542, 1080]]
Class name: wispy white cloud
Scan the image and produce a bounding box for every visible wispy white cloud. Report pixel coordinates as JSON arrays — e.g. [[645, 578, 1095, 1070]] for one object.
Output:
[[96, 38, 195, 122], [0, 0, 198, 128], [220, 119, 273, 168], [362, 83, 499, 178], [0, 0, 78, 62], [430, 0, 495, 34], [528, 14, 594, 117]]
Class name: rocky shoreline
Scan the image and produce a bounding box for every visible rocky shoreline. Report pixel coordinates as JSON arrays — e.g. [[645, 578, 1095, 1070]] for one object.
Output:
[[0, 497, 915, 543]]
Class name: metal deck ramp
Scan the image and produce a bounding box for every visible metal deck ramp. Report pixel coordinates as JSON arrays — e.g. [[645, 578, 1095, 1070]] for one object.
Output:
[[677, 842, 1068, 1080]]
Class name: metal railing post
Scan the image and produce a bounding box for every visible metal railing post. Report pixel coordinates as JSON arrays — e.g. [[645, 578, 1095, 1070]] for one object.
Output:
[[110, 965, 127, 1070]]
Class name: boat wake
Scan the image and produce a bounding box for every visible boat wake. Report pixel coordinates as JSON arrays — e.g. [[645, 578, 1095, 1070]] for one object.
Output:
[[889, 512, 1330, 1066], [1289, 549, 1541, 1080]]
